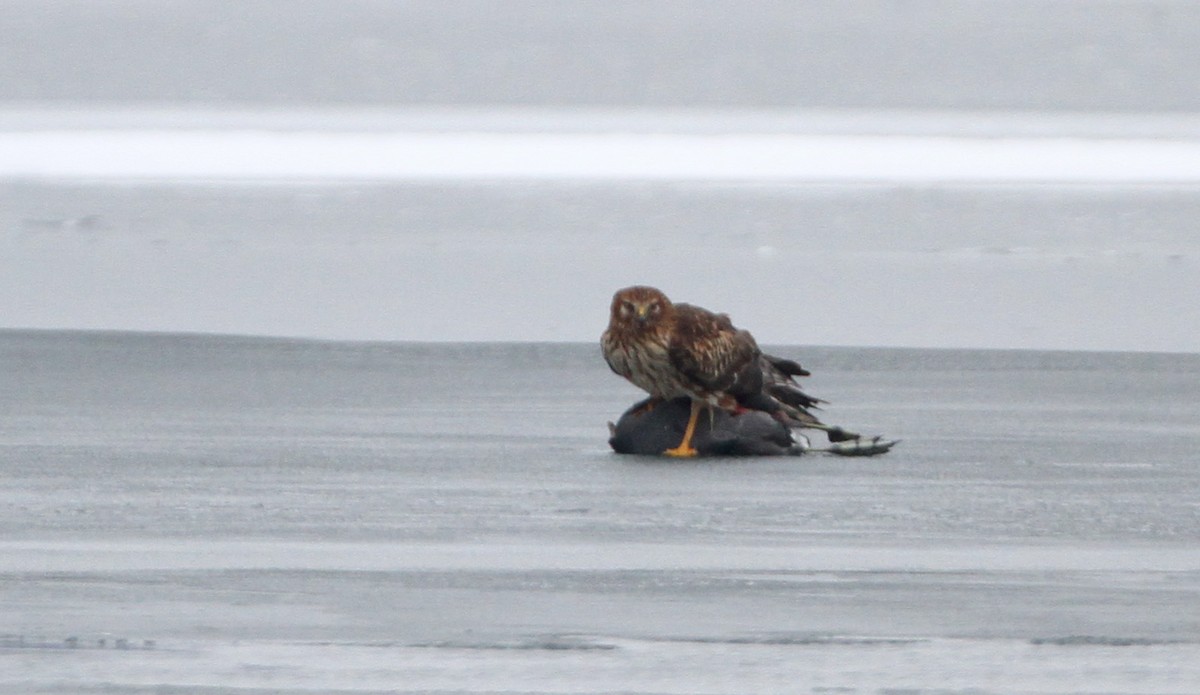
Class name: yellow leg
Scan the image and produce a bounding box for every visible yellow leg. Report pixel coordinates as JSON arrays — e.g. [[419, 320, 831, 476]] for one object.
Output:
[[663, 400, 702, 458]]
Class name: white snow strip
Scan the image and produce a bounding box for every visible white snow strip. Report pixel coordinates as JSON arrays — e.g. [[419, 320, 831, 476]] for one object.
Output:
[[4, 130, 1200, 182]]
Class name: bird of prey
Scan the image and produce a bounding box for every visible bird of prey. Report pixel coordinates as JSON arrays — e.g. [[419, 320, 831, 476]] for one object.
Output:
[[601, 285, 853, 457]]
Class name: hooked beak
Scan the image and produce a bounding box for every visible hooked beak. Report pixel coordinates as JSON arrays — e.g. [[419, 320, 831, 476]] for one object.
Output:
[[634, 304, 650, 322]]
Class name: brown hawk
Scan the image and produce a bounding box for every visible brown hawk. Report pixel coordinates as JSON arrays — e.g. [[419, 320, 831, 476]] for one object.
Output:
[[601, 285, 851, 457]]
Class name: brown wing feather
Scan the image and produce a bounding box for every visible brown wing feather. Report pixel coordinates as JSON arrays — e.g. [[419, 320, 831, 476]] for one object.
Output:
[[667, 303, 761, 395]]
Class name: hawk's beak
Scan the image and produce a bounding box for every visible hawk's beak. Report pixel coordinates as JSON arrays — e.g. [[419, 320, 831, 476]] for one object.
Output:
[[635, 305, 650, 322]]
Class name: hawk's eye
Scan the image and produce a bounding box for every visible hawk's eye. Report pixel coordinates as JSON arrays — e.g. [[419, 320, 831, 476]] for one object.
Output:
[[649, 301, 661, 314], [619, 301, 634, 317]]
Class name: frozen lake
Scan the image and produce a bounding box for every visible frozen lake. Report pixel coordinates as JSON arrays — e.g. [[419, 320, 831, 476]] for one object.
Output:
[[5, 1, 1200, 687], [2, 332, 1199, 693], [3, 99, 1199, 353], [3, 173, 1199, 352]]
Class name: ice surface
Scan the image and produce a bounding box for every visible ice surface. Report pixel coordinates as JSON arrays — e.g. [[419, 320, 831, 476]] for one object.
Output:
[[2, 334, 1199, 693], [3, 175, 1199, 351]]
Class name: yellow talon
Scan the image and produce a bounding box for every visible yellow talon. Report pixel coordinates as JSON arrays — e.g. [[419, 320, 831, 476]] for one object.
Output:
[[663, 399, 703, 458]]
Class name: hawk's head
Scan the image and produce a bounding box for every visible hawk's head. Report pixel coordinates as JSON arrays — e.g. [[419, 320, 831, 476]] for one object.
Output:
[[609, 285, 674, 332]]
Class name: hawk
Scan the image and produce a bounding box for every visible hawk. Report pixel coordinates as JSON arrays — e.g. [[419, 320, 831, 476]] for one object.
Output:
[[601, 285, 853, 457]]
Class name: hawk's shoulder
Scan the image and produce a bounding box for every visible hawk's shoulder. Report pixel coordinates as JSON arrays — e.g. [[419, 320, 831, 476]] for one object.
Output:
[[668, 303, 759, 391], [671, 303, 736, 340]]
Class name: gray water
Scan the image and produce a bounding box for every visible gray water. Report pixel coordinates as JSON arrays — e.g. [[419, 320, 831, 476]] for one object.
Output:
[[3, 0, 1199, 112], [2, 330, 1199, 693]]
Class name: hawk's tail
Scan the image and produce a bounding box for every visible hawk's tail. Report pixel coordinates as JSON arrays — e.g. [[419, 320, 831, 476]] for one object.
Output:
[[758, 353, 860, 442], [760, 352, 823, 414]]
